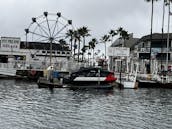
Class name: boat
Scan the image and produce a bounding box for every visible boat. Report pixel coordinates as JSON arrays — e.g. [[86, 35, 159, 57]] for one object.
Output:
[[37, 77, 63, 88], [37, 66, 64, 88], [137, 73, 172, 89], [116, 72, 138, 89], [65, 67, 117, 89], [122, 74, 138, 89], [121, 62, 138, 89]]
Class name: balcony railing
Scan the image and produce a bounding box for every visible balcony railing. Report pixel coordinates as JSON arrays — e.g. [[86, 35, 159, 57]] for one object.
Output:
[[138, 47, 172, 53]]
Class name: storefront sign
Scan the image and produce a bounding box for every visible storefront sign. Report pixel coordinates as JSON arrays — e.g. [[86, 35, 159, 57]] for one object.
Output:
[[0, 37, 20, 51], [108, 47, 130, 57]]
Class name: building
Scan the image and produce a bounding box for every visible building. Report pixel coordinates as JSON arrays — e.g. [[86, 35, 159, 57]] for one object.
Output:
[[109, 34, 139, 72], [133, 33, 172, 73], [0, 36, 71, 70], [108, 33, 172, 74]]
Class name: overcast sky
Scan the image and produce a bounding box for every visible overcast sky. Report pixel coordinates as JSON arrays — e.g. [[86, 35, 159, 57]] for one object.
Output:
[[0, 0, 170, 51]]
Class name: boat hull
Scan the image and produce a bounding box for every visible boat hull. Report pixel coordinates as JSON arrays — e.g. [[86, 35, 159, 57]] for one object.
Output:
[[37, 82, 63, 88], [69, 84, 114, 90], [37, 77, 63, 88], [138, 80, 172, 89], [123, 81, 138, 89]]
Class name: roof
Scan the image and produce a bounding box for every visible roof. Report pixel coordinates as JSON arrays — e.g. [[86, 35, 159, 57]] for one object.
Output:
[[138, 33, 172, 42], [20, 41, 70, 51], [111, 34, 139, 48]]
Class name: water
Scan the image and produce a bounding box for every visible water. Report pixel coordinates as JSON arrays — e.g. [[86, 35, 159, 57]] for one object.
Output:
[[0, 79, 172, 129]]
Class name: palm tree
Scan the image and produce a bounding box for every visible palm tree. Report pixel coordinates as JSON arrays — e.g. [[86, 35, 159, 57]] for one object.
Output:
[[160, 0, 166, 68], [87, 52, 91, 66], [66, 29, 74, 56], [116, 27, 129, 47], [88, 38, 98, 65], [145, 0, 160, 73], [58, 39, 67, 51], [100, 34, 111, 59], [165, 0, 172, 71], [109, 29, 117, 42], [108, 29, 118, 70], [145, 0, 160, 41], [91, 38, 98, 62], [77, 27, 90, 62], [73, 30, 79, 61], [81, 45, 90, 61], [75, 28, 81, 62], [78, 26, 90, 61]]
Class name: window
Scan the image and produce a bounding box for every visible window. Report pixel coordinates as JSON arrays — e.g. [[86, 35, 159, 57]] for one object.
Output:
[[42, 50, 46, 53], [86, 70, 97, 77]]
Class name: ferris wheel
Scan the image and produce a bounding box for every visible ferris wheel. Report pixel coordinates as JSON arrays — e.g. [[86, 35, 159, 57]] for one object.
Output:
[[24, 12, 74, 64]]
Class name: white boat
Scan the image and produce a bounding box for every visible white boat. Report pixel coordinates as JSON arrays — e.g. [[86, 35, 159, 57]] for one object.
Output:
[[116, 62, 138, 89], [123, 63, 138, 89]]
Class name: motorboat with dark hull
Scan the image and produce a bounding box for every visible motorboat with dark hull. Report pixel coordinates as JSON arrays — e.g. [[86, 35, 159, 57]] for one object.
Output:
[[65, 67, 117, 89], [68, 84, 114, 90]]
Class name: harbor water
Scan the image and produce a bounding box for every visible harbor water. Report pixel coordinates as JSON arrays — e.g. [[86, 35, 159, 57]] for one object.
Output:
[[0, 79, 172, 129]]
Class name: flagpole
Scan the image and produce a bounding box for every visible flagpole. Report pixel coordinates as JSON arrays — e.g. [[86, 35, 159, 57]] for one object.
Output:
[[166, 2, 170, 71]]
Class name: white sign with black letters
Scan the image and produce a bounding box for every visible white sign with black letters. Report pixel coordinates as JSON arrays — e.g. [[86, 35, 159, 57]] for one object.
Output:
[[1, 37, 20, 51], [108, 47, 130, 57]]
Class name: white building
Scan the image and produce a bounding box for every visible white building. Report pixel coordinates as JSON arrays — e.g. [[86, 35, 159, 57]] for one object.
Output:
[[0, 36, 71, 70]]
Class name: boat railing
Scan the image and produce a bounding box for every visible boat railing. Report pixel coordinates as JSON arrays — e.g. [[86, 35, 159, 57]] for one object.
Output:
[[154, 74, 169, 84], [0, 60, 91, 72], [0, 61, 45, 71], [0, 63, 15, 69]]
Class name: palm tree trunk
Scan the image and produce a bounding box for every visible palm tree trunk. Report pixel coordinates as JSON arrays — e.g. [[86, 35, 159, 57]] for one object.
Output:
[[70, 37, 73, 56], [74, 42, 76, 60], [148, 0, 154, 74], [82, 37, 85, 62], [88, 53, 89, 66], [166, 2, 170, 71], [78, 40, 80, 62], [93, 48, 95, 66], [161, 0, 165, 69]]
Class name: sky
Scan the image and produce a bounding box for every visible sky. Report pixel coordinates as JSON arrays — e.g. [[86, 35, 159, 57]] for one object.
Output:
[[0, 0, 170, 54]]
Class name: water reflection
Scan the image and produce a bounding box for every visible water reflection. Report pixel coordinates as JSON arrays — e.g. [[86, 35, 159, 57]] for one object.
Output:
[[0, 79, 171, 129]]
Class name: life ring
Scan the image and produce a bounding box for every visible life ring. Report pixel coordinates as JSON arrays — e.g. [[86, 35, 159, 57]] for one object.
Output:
[[30, 70, 36, 76]]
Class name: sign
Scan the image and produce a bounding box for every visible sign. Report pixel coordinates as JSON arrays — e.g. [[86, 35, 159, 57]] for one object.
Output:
[[0, 37, 20, 51], [108, 47, 130, 57]]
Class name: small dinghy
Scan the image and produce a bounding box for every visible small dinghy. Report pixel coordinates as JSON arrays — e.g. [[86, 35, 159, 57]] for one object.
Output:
[[37, 66, 63, 88]]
